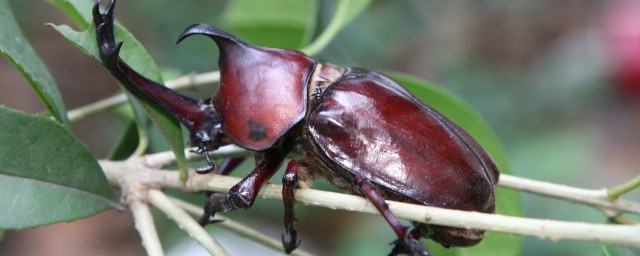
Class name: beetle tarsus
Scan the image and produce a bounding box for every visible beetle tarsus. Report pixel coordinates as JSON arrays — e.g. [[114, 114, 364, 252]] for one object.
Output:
[[281, 160, 301, 253], [194, 143, 215, 174], [389, 230, 431, 256], [197, 215, 224, 227], [281, 225, 300, 254], [199, 193, 232, 226], [199, 190, 256, 224]]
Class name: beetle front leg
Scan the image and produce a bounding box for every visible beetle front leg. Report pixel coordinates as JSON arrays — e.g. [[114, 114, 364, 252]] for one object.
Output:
[[356, 178, 430, 256], [198, 157, 247, 225], [199, 150, 286, 225], [281, 160, 301, 254]]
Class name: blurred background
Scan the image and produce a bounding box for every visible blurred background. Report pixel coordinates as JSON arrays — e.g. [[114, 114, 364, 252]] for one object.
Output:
[[1, 0, 639, 255]]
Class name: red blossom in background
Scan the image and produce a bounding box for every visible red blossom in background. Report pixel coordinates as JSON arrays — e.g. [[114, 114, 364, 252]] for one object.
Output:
[[602, 0, 640, 98]]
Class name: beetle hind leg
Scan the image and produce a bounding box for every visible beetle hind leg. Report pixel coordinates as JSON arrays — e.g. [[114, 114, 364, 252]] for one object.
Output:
[[356, 178, 431, 256]]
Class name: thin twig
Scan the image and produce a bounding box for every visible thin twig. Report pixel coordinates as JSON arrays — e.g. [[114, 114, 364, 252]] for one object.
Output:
[[130, 199, 164, 256], [499, 175, 640, 215], [185, 173, 640, 248], [169, 197, 315, 256], [67, 71, 220, 122], [147, 189, 229, 256], [67, 93, 128, 121]]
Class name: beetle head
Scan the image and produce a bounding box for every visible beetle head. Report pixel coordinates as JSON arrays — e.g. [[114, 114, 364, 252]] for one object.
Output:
[[187, 101, 226, 151]]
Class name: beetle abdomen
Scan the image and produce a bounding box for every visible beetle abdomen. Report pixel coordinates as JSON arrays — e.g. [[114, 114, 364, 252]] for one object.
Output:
[[308, 68, 499, 212]]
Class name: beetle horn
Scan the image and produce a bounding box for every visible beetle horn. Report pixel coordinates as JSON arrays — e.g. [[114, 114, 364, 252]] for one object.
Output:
[[177, 24, 247, 48], [92, 1, 221, 145]]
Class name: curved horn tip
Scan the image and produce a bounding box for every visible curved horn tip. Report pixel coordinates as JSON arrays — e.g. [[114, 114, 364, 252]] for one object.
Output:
[[176, 24, 240, 45]]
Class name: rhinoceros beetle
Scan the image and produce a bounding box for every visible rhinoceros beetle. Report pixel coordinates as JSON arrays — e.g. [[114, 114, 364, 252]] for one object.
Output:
[[93, 1, 499, 255]]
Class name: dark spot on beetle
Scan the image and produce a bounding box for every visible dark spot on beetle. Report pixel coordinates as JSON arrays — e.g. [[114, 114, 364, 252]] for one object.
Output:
[[247, 119, 267, 141]]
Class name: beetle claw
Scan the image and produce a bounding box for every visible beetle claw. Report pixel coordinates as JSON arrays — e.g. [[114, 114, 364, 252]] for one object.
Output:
[[193, 143, 216, 174], [389, 233, 431, 256], [197, 216, 224, 226], [281, 225, 301, 254], [198, 192, 222, 226]]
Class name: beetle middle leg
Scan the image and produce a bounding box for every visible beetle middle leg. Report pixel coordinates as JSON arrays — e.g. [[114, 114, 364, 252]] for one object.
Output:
[[281, 160, 301, 253], [356, 178, 431, 256], [199, 149, 286, 225]]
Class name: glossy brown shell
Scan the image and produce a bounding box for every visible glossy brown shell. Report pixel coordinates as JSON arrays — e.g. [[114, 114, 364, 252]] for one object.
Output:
[[216, 43, 316, 150], [308, 68, 499, 213]]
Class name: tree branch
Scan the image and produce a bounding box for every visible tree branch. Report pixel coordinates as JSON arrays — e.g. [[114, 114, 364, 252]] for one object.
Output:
[[99, 159, 640, 249]]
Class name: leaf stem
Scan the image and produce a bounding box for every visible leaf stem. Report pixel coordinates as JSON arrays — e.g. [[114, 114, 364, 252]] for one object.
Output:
[[608, 173, 640, 199], [300, 0, 351, 56]]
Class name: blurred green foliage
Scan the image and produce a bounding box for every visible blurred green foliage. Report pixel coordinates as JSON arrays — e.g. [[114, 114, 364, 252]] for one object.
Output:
[[1, 0, 639, 256]]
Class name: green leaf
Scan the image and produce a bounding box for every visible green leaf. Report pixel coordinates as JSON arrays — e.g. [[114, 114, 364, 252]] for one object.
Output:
[[0, 0, 69, 125], [107, 120, 140, 160], [603, 245, 640, 256], [301, 0, 373, 56], [107, 103, 150, 160], [48, 0, 95, 29], [0, 106, 118, 230], [221, 0, 319, 49], [49, 0, 189, 179], [388, 72, 523, 256]]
